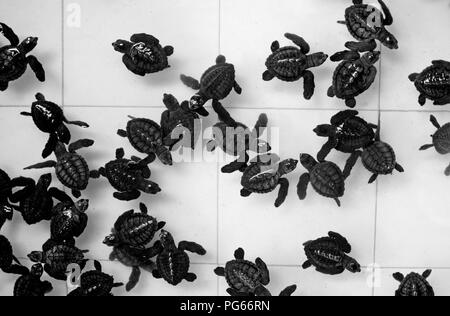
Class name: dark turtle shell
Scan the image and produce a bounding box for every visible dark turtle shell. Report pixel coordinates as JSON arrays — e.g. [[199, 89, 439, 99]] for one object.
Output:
[[126, 118, 164, 155], [200, 62, 236, 100], [224, 260, 264, 293], [433, 123, 450, 154], [104, 159, 146, 192], [413, 64, 450, 101], [42, 244, 87, 280], [344, 4, 384, 41], [114, 212, 158, 247], [395, 272, 434, 297], [14, 274, 52, 296], [213, 121, 249, 156], [310, 162, 345, 198], [156, 248, 190, 286], [265, 47, 306, 82], [69, 271, 116, 296], [19, 188, 53, 225], [50, 202, 88, 241], [0, 46, 27, 81], [111, 245, 145, 268], [361, 141, 396, 175], [55, 152, 90, 191], [335, 116, 375, 153], [30, 100, 65, 134], [304, 237, 346, 275], [129, 42, 169, 73], [0, 235, 13, 269], [241, 163, 280, 194], [333, 60, 376, 99], [161, 107, 199, 148]]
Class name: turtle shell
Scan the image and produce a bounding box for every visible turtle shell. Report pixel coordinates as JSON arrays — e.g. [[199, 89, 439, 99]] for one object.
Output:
[[30, 101, 65, 134], [13, 275, 50, 296], [104, 159, 146, 192], [335, 116, 375, 153], [72, 271, 116, 296], [333, 60, 376, 99], [50, 202, 88, 240], [126, 118, 164, 155], [200, 63, 236, 100], [42, 244, 86, 280], [19, 189, 53, 225], [224, 260, 263, 293], [344, 4, 384, 41], [304, 237, 346, 275], [433, 123, 450, 154], [361, 141, 396, 175], [265, 46, 306, 82], [129, 42, 169, 73], [0, 46, 27, 81], [241, 163, 280, 194], [310, 162, 345, 199], [55, 152, 90, 191], [213, 122, 249, 156], [396, 273, 434, 297], [414, 65, 450, 100], [114, 212, 158, 247], [0, 235, 13, 269], [161, 108, 199, 147], [157, 248, 190, 286]]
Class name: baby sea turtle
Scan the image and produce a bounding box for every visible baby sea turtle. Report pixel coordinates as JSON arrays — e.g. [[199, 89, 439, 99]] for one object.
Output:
[[109, 243, 162, 291], [13, 264, 53, 297], [0, 234, 29, 275], [104, 203, 165, 249], [28, 239, 88, 281], [263, 33, 328, 100], [302, 232, 361, 275], [0, 23, 45, 91], [314, 110, 377, 161], [152, 230, 206, 286], [420, 115, 450, 175], [0, 169, 35, 229], [118, 116, 173, 166], [92, 148, 161, 201], [240, 154, 298, 208], [21, 93, 89, 158], [15, 173, 72, 225], [297, 153, 359, 207], [24, 139, 96, 198], [161, 94, 200, 150], [180, 55, 242, 117], [67, 261, 123, 296], [352, 127, 404, 183], [409, 60, 450, 106], [50, 199, 89, 242], [328, 50, 380, 108], [393, 270, 434, 297], [339, 0, 398, 52], [113, 33, 173, 76], [208, 100, 270, 173], [215, 248, 297, 297]]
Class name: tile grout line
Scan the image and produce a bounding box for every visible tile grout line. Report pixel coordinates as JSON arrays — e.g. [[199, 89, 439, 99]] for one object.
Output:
[[216, 0, 222, 297]]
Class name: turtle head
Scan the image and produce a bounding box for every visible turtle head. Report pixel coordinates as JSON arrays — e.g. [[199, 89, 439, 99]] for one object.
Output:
[[75, 199, 89, 213], [157, 147, 173, 166], [313, 124, 337, 137], [142, 180, 161, 194], [308, 52, 328, 67], [28, 251, 43, 263], [112, 40, 133, 54], [30, 264, 44, 277], [103, 234, 118, 247], [279, 159, 298, 175], [38, 173, 52, 188], [189, 94, 206, 111], [160, 230, 175, 249], [54, 142, 67, 156], [344, 257, 361, 273], [19, 37, 38, 54], [300, 154, 317, 171], [361, 51, 381, 66], [379, 30, 398, 50]]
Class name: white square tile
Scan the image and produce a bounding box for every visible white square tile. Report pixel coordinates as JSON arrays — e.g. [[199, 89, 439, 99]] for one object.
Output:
[[380, 0, 450, 111], [376, 111, 450, 267], [0, 0, 62, 105], [221, 0, 380, 110], [218, 109, 378, 267], [63, 0, 219, 107]]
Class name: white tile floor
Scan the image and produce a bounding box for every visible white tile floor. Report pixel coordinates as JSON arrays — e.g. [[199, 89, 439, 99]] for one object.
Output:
[[0, 0, 449, 296]]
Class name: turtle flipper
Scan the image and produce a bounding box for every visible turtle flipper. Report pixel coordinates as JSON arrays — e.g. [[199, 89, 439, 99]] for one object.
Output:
[[162, 93, 180, 111], [331, 110, 359, 125], [302, 70, 315, 100], [42, 133, 58, 158], [0, 23, 19, 46], [279, 285, 297, 296], [302, 260, 312, 269], [393, 272, 404, 282], [216, 55, 226, 64], [368, 173, 378, 183], [352, 0, 363, 4], [68, 139, 94, 153], [255, 285, 272, 297], [342, 151, 361, 180], [27, 56, 45, 82], [64, 118, 89, 128], [284, 33, 310, 54], [48, 187, 72, 203], [317, 139, 337, 162], [240, 189, 252, 197], [345, 40, 377, 53], [178, 241, 206, 255], [130, 33, 159, 45], [185, 273, 197, 282], [418, 94, 427, 106], [195, 106, 209, 117], [395, 163, 404, 173], [212, 100, 237, 127], [255, 257, 270, 285], [432, 60, 450, 68], [434, 95, 450, 106], [378, 0, 393, 25], [444, 163, 450, 176], [297, 173, 310, 200], [263, 70, 275, 81], [115, 148, 125, 159], [180, 74, 200, 90], [113, 190, 141, 201], [214, 267, 225, 277], [330, 50, 360, 62], [408, 73, 419, 82], [222, 154, 249, 174], [327, 86, 335, 98], [233, 81, 242, 95], [430, 115, 441, 129], [0, 81, 9, 91], [164, 46, 174, 57], [419, 144, 434, 151], [24, 161, 57, 170], [275, 178, 289, 208], [126, 267, 141, 292], [3, 264, 29, 275], [271, 40, 280, 52], [345, 98, 357, 109]]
